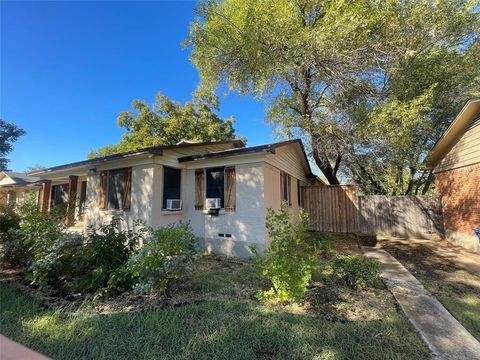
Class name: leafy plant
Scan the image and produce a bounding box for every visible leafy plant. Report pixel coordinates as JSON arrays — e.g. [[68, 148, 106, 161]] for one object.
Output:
[[131, 221, 198, 297], [252, 202, 323, 303], [0, 204, 20, 234], [29, 233, 86, 286], [330, 255, 380, 290], [80, 218, 146, 295], [19, 200, 66, 262], [0, 204, 27, 266]]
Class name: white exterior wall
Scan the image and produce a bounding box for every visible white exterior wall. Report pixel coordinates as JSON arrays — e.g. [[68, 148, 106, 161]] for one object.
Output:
[[184, 162, 266, 257]]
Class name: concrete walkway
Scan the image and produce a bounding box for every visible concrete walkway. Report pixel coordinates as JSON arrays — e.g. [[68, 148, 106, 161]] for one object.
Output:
[[362, 247, 480, 360], [0, 335, 50, 360]]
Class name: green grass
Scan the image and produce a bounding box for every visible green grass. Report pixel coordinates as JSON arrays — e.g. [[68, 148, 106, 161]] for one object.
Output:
[[441, 294, 480, 341], [0, 282, 431, 360]]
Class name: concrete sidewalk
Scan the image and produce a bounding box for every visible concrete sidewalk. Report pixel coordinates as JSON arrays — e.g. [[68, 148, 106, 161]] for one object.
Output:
[[0, 335, 50, 360], [362, 246, 480, 360]]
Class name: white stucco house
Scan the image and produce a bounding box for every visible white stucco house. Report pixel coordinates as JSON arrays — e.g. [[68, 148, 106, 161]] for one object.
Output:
[[28, 139, 317, 257]]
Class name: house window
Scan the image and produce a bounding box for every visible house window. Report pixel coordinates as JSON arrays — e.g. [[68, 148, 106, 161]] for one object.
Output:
[[297, 179, 302, 206], [281, 172, 291, 206], [206, 167, 225, 208], [99, 168, 131, 211], [107, 169, 126, 210], [51, 184, 68, 208], [163, 167, 181, 209]]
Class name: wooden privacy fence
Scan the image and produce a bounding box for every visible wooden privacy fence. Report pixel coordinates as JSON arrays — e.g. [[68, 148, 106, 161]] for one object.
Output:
[[301, 186, 444, 239], [301, 185, 360, 233]]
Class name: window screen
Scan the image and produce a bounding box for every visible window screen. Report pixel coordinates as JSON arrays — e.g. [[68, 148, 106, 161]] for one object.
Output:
[[107, 169, 126, 210], [163, 167, 181, 209], [206, 167, 225, 208]]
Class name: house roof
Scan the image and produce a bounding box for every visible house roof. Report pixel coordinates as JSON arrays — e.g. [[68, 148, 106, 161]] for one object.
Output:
[[425, 98, 480, 168], [178, 139, 316, 178], [28, 140, 245, 176], [0, 171, 42, 188], [28, 138, 315, 179]]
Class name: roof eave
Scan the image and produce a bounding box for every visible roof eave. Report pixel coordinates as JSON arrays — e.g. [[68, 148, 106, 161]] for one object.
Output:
[[425, 98, 480, 168]]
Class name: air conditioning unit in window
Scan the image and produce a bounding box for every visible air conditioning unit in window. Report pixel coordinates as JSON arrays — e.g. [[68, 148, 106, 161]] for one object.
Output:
[[205, 198, 221, 210], [166, 199, 182, 211]]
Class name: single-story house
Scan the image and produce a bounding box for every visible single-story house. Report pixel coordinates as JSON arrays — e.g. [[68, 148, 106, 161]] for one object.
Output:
[[426, 98, 480, 253], [28, 139, 316, 257], [0, 172, 42, 206]]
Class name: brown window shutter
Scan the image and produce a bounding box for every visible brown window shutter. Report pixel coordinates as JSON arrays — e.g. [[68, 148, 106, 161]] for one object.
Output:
[[225, 166, 236, 212], [122, 167, 132, 210], [195, 169, 204, 210], [99, 171, 108, 209]]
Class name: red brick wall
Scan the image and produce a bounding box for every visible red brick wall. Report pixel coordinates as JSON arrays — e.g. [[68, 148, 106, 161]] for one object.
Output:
[[435, 163, 480, 237]]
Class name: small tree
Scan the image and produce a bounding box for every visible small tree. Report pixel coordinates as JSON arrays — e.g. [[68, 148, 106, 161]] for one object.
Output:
[[252, 202, 320, 303]]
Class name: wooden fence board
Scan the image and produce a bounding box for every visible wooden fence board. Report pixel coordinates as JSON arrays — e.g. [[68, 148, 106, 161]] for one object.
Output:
[[302, 186, 444, 238]]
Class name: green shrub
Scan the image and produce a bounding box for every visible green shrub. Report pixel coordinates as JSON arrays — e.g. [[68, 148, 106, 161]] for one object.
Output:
[[330, 255, 380, 290], [19, 201, 66, 262], [131, 221, 198, 297], [0, 204, 21, 234], [30, 233, 86, 286], [252, 203, 322, 304], [0, 204, 26, 266], [80, 219, 146, 295]]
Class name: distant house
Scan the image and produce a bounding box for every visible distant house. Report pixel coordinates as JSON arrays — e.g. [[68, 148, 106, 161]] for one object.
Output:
[[28, 139, 316, 257], [0, 171, 42, 206], [426, 98, 480, 253]]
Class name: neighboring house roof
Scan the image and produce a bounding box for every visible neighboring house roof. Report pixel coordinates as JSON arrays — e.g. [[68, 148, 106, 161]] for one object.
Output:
[[178, 139, 316, 178], [28, 140, 245, 176], [425, 98, 480, 168], [0, 171, 42, 188]]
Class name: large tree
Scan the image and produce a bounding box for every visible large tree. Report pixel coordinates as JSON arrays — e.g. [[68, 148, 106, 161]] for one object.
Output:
[[187, 0, 479, 193], [88, 92, 239, 159], [0, 120, 25, 171]]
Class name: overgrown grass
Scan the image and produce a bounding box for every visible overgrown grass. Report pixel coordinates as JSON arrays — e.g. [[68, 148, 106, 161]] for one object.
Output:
[[441, 294, 480, 340], [0, 282, 431, 360]]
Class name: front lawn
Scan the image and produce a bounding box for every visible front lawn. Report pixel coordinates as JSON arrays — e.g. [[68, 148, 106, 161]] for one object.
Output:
[[1, 234, 431, 360]]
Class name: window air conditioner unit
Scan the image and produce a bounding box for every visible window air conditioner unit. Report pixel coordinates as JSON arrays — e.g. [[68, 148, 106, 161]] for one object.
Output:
[[205, 198, 221, 210], [166, 199, 182, 211]]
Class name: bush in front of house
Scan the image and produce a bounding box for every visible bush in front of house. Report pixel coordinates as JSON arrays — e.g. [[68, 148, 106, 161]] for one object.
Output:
[[0, 204, 26, 266], [79, 219, 147, 295], [130, 221, 198, 297], [29, 232, 86, 286], [252, 202, 322, 304], [330, 254, 380, 290], [19, 201, 66, 264]]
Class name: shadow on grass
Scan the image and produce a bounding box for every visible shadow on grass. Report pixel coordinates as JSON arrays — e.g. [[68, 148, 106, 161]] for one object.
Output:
[[0, 282, 431, 360]]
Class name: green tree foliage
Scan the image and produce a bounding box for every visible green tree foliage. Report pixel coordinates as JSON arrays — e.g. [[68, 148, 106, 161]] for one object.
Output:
[[0, 120, 25, 171], [187, 0, 479, 194], [252, 203, 321, 303], [88, 92, 239, 159]]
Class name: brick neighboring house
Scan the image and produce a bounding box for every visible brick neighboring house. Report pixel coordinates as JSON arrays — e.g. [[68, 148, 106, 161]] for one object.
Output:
[[426, 98, 480, 253]]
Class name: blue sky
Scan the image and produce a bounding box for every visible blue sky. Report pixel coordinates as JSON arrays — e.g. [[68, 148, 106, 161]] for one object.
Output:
[[1, 0, 274, 172]]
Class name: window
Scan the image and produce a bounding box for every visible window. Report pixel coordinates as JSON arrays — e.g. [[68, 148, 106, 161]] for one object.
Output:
[[107, 169, 126, 210], [206, 167, 225, 208], [297, 179, 302, 206], [51, 184, 68, 208], [281, 172, 291, 206], [163, 167, 181, 209]]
